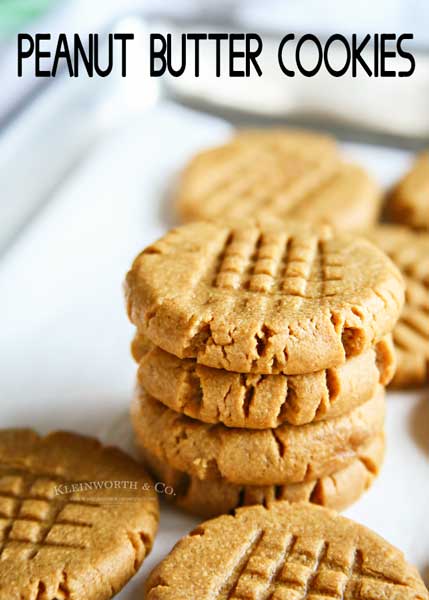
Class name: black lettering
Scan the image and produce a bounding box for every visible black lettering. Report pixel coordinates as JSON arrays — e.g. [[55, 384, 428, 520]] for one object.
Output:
[[188, 33, 207, 76], [324, 34, 351, 77], [278, 34, 295, 77], [208, 33, 228, 77], [296, 34, 322, 77], [246, 34, 263, 76], [352, 33, 372, 77], [150, 34, 167, 76], [52, 33, 73, 77], [114, 33, 134, 76], [94, 33, 113, 76], [380, 33, 396, 77], [74, 33, 93, 77], [166, 34, 186, 77], [17, 34, 34, 76], [229, 33, 245, 77], [35, 33, 51, 77], [373, 33, 379, 77], [397, 33, 415, 77]]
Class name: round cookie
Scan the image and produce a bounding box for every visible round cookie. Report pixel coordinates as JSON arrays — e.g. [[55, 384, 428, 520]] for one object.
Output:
[[131, 386, 385, 485], [145, 501, 429, 600], [132, 333, 396, 428], [387, 152, 429, 231], [176, 129, 382, 231], [367, 225, 429, 388], [0, 429, 159, 600], [125, 219, 404, 374], [138, 434, 385, 518]]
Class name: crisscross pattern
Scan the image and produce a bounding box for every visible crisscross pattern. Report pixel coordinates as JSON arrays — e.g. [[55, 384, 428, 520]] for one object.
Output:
[[145, 503, 428, 600], [0, 464, 98, 560], [212, 230, 343, 298], [217, 533, 404, 600]]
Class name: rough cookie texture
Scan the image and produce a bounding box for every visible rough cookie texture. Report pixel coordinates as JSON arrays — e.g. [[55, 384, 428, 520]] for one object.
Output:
[[145, 501, 428, 600], [0, 429, 159, 600], [176, 129, 382, 231], [367, 225, 429, 388], [132, 334, 395, 428], [125, 220, 404, 374], [131, 386, 385, 485], [388, 152, 429, 231], [139, 434, 384, 518]]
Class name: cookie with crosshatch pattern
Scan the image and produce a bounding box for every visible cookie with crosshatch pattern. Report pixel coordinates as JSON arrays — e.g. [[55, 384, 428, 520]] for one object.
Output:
[[138, 434, 385, 518], [125, 219, 404, 375], [0, 429, 159, 600], [131, 333, 395, 428], [145, 501, 428, 600], [131, 386, 385, 486], [176, 129, 382, 231], [367, 225, 429, 388], [387, 152, 429, 231]]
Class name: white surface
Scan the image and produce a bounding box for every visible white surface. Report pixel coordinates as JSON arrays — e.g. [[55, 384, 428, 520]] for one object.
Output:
[[0, 103, 428, 596]]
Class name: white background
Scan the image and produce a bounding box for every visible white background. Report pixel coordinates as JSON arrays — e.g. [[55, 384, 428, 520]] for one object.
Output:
[[0, 103, 428, 596]]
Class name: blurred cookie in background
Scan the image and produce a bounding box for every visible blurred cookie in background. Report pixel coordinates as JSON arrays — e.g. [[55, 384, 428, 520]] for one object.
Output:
[[387, 152, 429, 231], [367, 225, 429, 388], [176, 129, 382, 231]]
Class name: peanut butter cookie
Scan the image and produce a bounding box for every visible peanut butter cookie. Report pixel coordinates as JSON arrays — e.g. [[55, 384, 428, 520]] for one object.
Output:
[[145, 501, 428, 600], [388, 152, 429, 231], [131, 386, 385, 485], [367, 225, 429, 387], [125, 220, 404, 374], [0, 429, 159, 600], [176, 130, 381, 231], [132, 334, 395, 428], [139, 434, 384, 518]]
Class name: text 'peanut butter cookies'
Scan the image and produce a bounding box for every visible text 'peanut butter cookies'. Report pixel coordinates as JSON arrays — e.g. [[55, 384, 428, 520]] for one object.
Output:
[[388, 152, 429, 231], [139, 434, 384, 518], [0, 429, 159, 600], [176, 129, 382, 231], [131, 386, 385, 486], [145, 502, 428, 600], [367, 225, 429, 388], [132, 334, 395, 428], [125, 220, 404, 375]]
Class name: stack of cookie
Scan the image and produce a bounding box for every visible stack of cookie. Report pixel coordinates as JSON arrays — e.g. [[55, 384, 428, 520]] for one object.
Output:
[[126, 219, 404, 518]]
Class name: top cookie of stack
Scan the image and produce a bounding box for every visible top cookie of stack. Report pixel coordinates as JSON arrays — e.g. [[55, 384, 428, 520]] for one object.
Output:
[[126, 219, 403, 375], [176, 129, 382, 231]]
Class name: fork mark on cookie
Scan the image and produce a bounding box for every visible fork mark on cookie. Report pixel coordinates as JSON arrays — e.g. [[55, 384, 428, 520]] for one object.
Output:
[[212, 232, 343, 300], [0, 464, 100, 560]]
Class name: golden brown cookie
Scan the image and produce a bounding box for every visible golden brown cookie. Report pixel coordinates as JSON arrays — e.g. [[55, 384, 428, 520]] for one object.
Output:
[[139, 434, 384, 518], [367, 225, 429, 388], [132, 333, 395, 428], [176, 129, 382, 231], [0, 429, 159, 600], [388, 152, 429, 231], [125, 219, 404, 375], [145, 501, 428, 600], [131, 386, 385, 486]]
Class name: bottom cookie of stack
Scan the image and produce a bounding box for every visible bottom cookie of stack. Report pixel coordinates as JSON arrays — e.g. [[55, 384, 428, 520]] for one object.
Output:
[[131, 386, 386, 517], [137, 434, 384, 518]]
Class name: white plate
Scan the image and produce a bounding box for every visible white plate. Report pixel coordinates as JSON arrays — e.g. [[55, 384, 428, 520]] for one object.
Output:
[[0, 103, 427, 597]]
